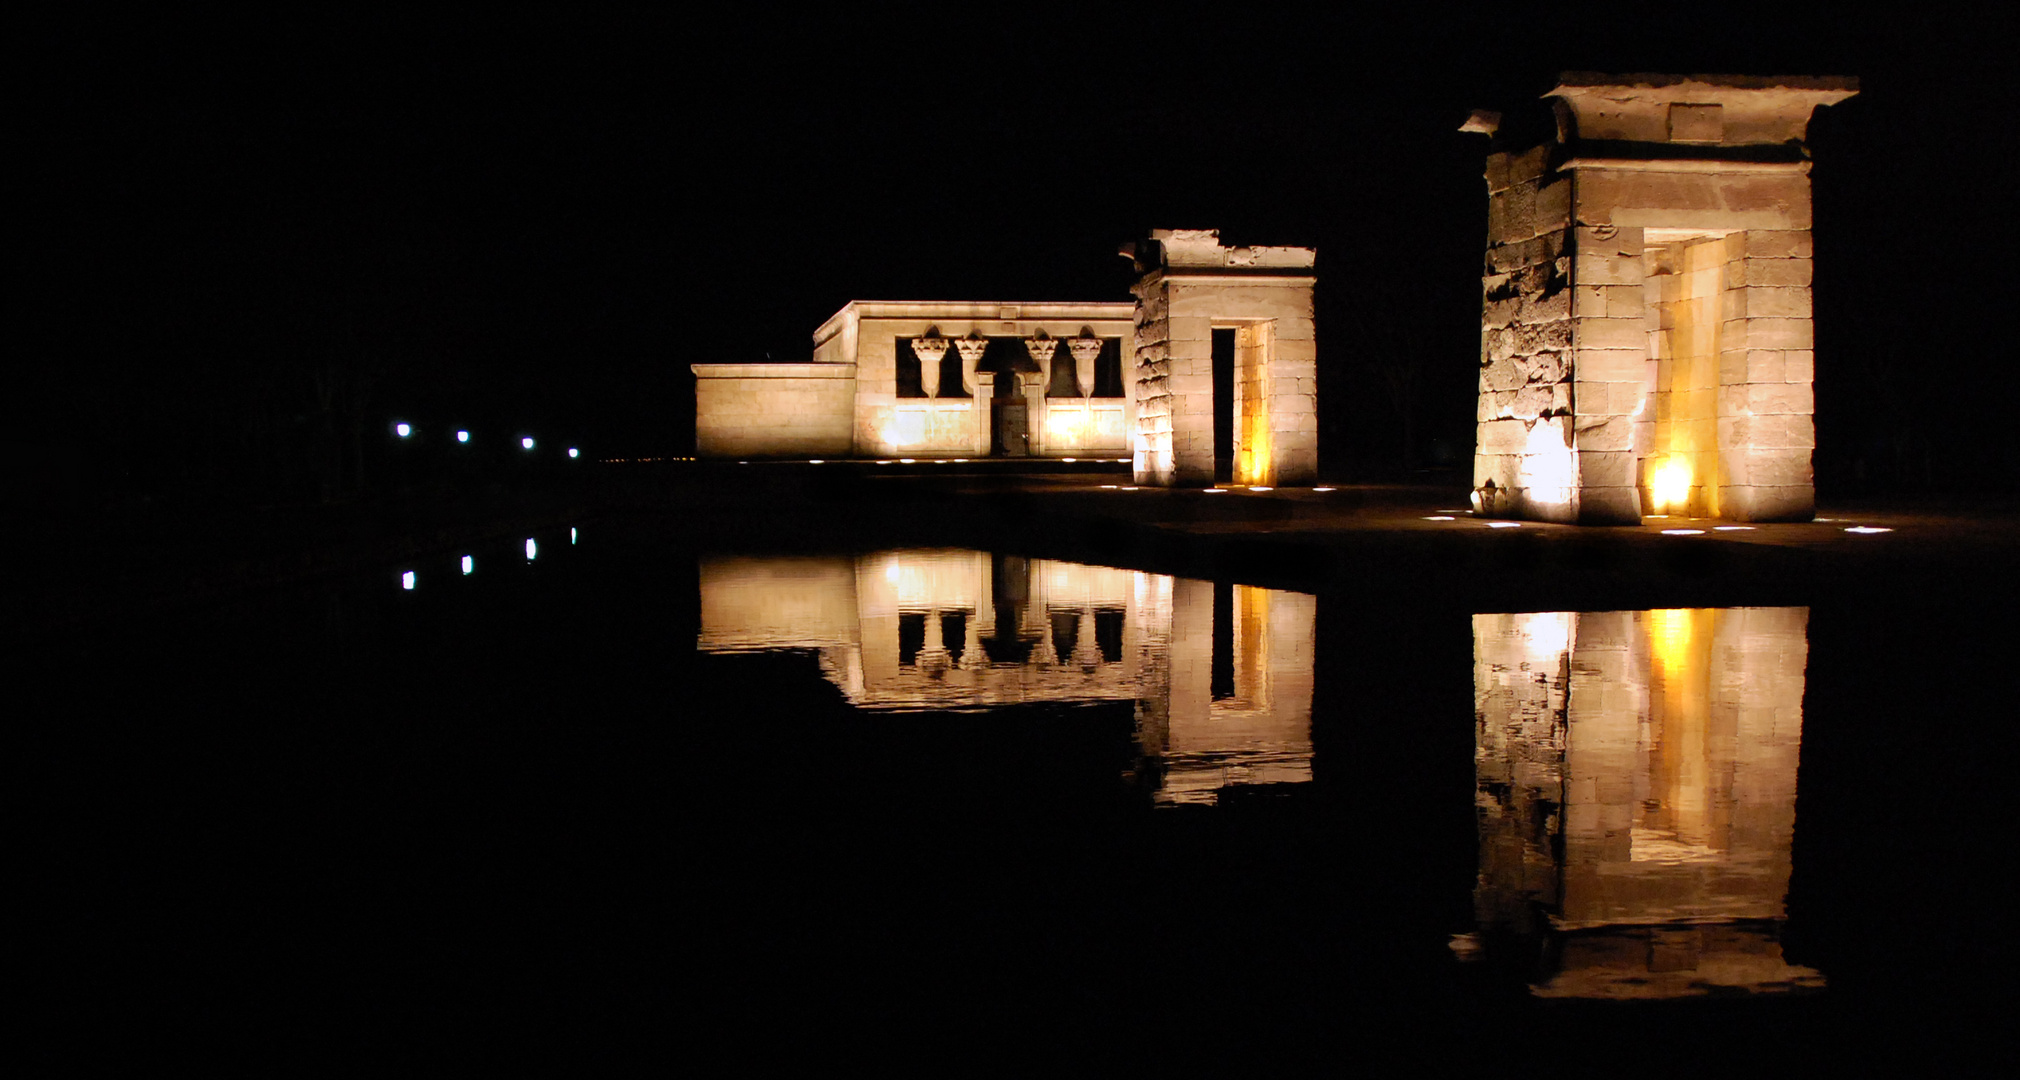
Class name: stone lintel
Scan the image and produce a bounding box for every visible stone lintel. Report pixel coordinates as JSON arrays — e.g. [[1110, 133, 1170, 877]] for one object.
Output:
[[1550, 73, 1858, 147]]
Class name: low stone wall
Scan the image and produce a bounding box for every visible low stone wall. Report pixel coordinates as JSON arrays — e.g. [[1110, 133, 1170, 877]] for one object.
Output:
[[692, 363, 856, 458]]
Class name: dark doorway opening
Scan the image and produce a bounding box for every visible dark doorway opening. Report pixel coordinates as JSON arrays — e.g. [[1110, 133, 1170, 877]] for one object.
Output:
[[1212, 328, 1235, 484]]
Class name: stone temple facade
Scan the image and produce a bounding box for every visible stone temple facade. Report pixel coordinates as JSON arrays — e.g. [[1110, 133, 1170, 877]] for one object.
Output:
[[691, 230, 1318, 487], [1467, 74, 1857, 524]]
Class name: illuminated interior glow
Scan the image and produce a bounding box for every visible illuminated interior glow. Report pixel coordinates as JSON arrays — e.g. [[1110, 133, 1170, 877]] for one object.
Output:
[[1516, 421, 1575, 507], [1649, 455, 1693, 515], [401, 570, 415, 590], [809, 459, 824, 464], [1714, 525, 1754, 531], [1425, 516, 1456, 521], [1662, 528, 1706, 535], [1844, 526, 1893, 534], [1203, 489, 1227, 494], [1312, 487, 1336, 492], [1120, 486, 1139, 491], [1488, 521, 1522, 528], [1249, 486, 1273, 492]]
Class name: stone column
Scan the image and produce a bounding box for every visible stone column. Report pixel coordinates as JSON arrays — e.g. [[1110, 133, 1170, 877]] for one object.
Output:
[[1026, 332, 1059, 456], [1068, 331, 1103, 399], [910, 328, 949, 399], [955, 332, 989, 455]]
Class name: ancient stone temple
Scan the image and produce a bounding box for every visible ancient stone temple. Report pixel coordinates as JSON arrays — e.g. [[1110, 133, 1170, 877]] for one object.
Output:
[[1127, 230, 1318, 487], [1466, 74, 1857, 523], [691, 230, 1320, 486]]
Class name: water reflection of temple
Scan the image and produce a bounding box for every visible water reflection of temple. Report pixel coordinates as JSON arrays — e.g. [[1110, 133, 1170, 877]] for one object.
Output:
[[1464, 607, 1823, 998], [697, 550, 1314, 804]]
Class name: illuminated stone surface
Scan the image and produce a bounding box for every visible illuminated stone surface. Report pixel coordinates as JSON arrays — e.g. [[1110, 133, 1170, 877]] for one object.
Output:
[[693, 302, 1133, 459], [1467, 74, 1856, 523], [698, 549, 1314, 805], [1467, 607, 1824, 998], [1128, 229, 1318, 487]]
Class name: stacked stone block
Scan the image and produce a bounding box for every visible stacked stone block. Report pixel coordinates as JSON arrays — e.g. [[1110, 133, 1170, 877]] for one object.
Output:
[[1131, 229, 1317, 487], [1474, 145, 1580, 521], [1470, 74, 1855, 524]]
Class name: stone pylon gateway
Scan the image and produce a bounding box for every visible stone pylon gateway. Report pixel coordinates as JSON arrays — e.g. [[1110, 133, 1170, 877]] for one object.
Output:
[[1128, 230, 1318, 488], [1466, 74, 1857, 524]]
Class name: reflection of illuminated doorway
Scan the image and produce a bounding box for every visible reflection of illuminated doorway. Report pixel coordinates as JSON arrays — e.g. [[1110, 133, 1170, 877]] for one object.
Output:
[[1467, 607, 1820, 998], [990, 372, 1027, 457]]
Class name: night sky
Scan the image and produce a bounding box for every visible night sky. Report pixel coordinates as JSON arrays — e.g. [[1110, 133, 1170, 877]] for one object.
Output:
[[21, 7, 2015, 499]]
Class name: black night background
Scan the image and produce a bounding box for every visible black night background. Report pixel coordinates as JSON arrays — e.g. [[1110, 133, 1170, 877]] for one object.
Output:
[[15, 5, 2017, 1071]]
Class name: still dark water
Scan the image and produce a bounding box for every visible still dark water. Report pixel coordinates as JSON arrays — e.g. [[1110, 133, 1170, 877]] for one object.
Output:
[[20, 519, 2008, 1067]]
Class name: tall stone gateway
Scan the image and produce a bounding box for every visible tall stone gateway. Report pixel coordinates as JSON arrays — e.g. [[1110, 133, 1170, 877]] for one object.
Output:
[[1128, 229, 1318, 488], [1466, 74, 1857, 524]]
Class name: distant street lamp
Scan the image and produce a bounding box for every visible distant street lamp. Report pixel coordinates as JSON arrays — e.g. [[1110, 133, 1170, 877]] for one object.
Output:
[[568, 447, 579, 459], [522, 437, 536, 450], [456, 430, 470, 443], [395, 422, 412, 438]]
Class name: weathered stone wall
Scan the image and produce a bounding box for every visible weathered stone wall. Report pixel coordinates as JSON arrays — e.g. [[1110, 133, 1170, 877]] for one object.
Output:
[[1474, 145, 1578, 521], [691, 363, 856, 458]]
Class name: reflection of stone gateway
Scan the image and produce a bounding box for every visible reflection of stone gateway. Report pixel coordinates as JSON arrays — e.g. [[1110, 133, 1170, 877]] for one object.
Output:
[[1465, 607, 1823, 998], [696, 549, 1315, 806]]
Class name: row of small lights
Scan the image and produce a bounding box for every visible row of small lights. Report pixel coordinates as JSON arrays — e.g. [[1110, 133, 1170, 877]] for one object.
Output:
[[1416, 513, 1894, 535], [393, 422, 580, 459], [399, 528, 578, 590], [1096, 484, 1339, 493]]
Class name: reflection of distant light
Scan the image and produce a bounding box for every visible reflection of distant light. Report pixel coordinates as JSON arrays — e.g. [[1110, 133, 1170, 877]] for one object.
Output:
[[1120, 486, 1139, 491], [1488, 521, 1521, 528], [1714, 525, 1754, 531], [1425, 515, 1456, 521], [1662, 528, 1706, 535], [954, 458, 970, 463], [1204, 489, 1227, 494], [809, 459, 824, 464], [461, 555, 473, 575], [899, 458, 915, 464], [568, 448, 578, 459], [522, 437, 535, 450], [1101, 484, 1118, 489], [570, 527, 577, 544], [876, 460, 893, 465], [526, 539, 537, 560], [395, 423, 411, 437], [456, 430, 469, 443], [401, 571, 415, 590], [1063, 457, 1076, 462], [1313, 486, 1336, 492], [1844, 526, 1893, 534], [1249, 486, 1273, 492]]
